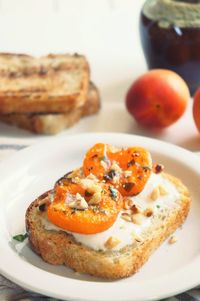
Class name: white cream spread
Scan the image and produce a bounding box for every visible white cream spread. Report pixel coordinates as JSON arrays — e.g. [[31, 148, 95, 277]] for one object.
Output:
[[43, 173, 180, 251]]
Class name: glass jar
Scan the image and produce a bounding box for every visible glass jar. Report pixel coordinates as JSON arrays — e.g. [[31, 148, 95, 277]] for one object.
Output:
[[140, 0, 200, 95]]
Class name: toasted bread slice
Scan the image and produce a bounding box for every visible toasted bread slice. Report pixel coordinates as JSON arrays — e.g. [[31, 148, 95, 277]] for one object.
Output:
[[0, 53, 89, 113], [0, 82, 100, 134], [25, 172, 191, 279]]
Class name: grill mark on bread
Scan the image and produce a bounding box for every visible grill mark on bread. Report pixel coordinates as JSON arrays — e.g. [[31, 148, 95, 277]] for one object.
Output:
[[3, 64, 83, 79], [0, 53, 90, 114]]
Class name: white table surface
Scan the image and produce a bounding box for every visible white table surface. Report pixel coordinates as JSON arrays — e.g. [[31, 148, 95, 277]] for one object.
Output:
[[0, 0, 199, 152]]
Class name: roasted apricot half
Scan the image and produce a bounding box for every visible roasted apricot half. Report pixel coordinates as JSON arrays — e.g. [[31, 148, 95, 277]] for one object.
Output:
[[47, 178, 122, 234], [83, 143, 152, 196]]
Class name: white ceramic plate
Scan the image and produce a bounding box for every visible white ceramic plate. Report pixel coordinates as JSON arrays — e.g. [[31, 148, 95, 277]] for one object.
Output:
[[0, 133, 199, 301]]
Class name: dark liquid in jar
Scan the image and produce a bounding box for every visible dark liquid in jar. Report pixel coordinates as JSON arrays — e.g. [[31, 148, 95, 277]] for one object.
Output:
[[140, 11, 200, 95]]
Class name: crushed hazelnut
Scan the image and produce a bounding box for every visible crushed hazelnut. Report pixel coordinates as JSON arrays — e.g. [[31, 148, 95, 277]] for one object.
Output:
[[154, 164, 164, 174], [71, 176, 81, 184], [144, 208, 154, 217], [123, 198, 133, 210], [88, 192, 101, 205], [158, 185, 168, 196], [86, 173, 98, 181], [150, 186, 160, 201], [68, 193, 88, 210], [131, 203, 141, 214], [121, 213, 132, 222], [111, 161, 122, 173], [104, 236, 121, 249], [124, 170, 132, 178], [131, 213, 143, 225], [168, 236, 177, 244]]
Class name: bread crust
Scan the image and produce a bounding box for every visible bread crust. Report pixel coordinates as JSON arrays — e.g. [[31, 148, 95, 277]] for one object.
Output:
[[0, 82, 100, 134], [25, 173, 191, 279], [0, 53, 89, 113]]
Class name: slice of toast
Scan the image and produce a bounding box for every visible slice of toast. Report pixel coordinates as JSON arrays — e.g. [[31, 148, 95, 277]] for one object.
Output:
[[0, 53, 89, 113], [25, 172, 191, 279], [0, 82, 100, 134]]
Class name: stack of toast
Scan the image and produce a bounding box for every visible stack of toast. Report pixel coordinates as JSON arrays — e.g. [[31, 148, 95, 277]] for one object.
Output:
[[0, 53, 100, 134]]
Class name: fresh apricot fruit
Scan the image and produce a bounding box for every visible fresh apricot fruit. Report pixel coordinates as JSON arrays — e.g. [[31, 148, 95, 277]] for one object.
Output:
[[126, 69, 190, 128]]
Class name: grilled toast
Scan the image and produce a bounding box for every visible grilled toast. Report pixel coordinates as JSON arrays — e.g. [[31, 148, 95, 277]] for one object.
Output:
[[26, 170, 190, 279], [0, 82, 100, 134], [0, 53, 89, 113]]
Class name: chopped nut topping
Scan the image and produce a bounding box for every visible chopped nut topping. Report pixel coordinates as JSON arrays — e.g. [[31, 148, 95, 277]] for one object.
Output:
[[124, 170, 132, 178], [131, 213, 143, 225], [158, 185, 168, 196], [80, 179, 102, 195], [112, 175, 119, 184], [88, 192, 101, 205], [111, 161, 122, 173], [86, 173, 98, 181], [123, 198, 133, 210], [71, 176, 81, 184], [68, 193, 88, 210], [154, 164, 164, 174], [168, 236, 177, 244], [121, 212, 132, 222], [131, 203, 141, 214], [104, 236, 121, 249], [144, 208, 154, 217], [150, 186, 160, 201]]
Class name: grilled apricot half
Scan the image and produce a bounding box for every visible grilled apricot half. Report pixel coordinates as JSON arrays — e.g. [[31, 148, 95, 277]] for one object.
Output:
[[83, 143, 152, 196], [47, 179, 122, 234]]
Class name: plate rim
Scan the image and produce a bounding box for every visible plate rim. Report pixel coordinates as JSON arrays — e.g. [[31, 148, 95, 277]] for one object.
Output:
[[0, 132, 200, 301]]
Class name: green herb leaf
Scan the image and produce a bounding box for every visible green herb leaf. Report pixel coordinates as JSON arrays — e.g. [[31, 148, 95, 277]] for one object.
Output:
[[13, 233, 28, 242], [109, 186, 118, 200], [156, 205, 160, 209]]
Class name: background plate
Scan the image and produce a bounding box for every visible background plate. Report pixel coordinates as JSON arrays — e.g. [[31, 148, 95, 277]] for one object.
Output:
[[0, 133, 199, 301]]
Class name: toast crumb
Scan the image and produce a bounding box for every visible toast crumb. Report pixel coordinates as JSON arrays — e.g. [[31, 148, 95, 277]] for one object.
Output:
[[168, 236, 177, 244], [131, 213, 143, 225], [143, 208, 154, 217], [158, 185, 168, 196], [123, 198, 133, 210], [121, 213, 132, 222], [104, 237, 121, 249], [150, 186, 160, 201]]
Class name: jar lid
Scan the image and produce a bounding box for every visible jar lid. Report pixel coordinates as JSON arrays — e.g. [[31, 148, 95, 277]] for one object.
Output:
[[143, 0, 200, 28]]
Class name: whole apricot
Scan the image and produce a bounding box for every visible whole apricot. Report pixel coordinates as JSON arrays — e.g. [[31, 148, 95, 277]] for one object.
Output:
[[193, 88, 200, 133], [126, 69, 190, 128]]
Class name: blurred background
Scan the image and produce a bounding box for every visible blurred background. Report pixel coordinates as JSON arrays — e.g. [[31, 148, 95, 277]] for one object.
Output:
[[0, 0, 199, 151]]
